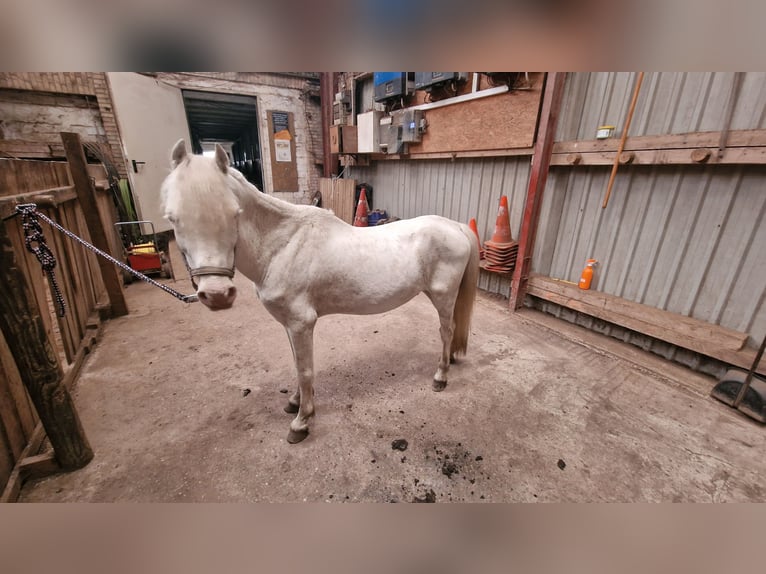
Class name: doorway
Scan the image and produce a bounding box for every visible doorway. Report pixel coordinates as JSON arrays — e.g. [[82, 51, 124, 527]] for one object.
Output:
[[182, 90, 264, 191]]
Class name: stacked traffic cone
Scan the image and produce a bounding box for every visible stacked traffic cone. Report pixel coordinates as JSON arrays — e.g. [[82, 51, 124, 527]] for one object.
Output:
[[468, 218, 485, 260], [483, 196, 519, 273], [353, 187, 369, 227]]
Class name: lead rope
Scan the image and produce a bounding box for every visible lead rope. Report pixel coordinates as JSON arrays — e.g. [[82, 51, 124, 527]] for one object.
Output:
[[4, 204, 198, 313]]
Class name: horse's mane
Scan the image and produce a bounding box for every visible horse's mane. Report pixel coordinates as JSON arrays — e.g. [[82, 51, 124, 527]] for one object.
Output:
[[163, 153, 348, 228]]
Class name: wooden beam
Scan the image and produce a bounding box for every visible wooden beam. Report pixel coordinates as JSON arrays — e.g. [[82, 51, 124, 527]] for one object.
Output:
[[509, 73, 567, 310], [550, 146, 766, 166], [0, 218, 94, 474], [0, 140, 66, 160], [0, 422, 46, 503], [18, 452, 60, 479], [61, 132, 128, 317], [526, 274, 765, 376], [366, 147, 535, 161], [552, 128, 766, 154]]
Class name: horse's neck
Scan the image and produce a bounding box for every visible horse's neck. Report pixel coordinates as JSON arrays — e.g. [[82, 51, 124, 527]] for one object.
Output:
[[233, 184, 302, 284]]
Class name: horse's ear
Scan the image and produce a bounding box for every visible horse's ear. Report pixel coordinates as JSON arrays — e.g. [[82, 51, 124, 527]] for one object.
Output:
[[171, 139, 187, 168], [215, 144, 229, 173]]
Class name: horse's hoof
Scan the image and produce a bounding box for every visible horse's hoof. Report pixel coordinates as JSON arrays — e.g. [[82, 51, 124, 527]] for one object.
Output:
[[284, 402, 299, 414], [287, 428, 309, 444], [449, 356, 456, 364], [432, 379, 447, 392]]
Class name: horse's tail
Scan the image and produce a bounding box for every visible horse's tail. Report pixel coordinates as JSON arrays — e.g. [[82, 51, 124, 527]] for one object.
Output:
[[451, 225, 480, 357]]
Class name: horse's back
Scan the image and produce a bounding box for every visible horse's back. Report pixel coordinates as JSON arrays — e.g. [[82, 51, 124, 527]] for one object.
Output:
[[297, 214, 472, 316]]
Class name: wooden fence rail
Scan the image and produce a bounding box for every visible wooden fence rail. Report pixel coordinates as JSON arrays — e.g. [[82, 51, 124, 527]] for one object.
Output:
[[0, 133, 127, 501]]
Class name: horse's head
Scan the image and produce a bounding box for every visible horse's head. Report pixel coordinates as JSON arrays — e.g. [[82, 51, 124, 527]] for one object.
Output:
[[161, 139, 241, 310]]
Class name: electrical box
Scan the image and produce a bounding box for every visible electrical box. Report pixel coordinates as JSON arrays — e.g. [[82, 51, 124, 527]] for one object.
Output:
[[330, 125, 358, 154], [415, 72, 466, 91], [357, 111, 382, 153], [374, 72, 414, 102], [379, 109, 424, 154], [398, 109, 424, 143]]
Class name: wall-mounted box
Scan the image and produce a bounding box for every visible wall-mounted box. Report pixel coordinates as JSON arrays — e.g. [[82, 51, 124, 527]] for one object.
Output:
[[357, 111, 382, 153], [341, 125, 358, 153], [414, 72, 466, 90], [329, 125, 342, 154], [373, 72, 414, 102]]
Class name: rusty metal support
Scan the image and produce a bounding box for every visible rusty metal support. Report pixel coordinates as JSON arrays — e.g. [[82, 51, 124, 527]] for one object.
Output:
[[320, 73, 339, 177], [509, 73, 567, 311]]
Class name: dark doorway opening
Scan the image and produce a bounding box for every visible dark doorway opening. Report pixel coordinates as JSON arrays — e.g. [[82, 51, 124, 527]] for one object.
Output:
[[182, 90, 264, 190]]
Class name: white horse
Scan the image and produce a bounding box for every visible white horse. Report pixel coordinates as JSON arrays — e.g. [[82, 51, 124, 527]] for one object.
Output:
[[161, 141, 479, 443]]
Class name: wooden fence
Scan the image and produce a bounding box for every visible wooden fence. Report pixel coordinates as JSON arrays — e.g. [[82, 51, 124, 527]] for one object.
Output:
[[0, 133, 127, 501]]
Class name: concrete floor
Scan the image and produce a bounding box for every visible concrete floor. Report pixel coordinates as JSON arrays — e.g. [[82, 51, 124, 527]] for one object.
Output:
[[19, 263, 766, 502]]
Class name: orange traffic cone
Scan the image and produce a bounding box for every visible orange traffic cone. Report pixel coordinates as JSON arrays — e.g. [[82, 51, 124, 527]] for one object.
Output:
[[489, 196, 513, 245], [353, 188, 369, 227], [483, 196, 519, 274], [468, 218, 485, 260]]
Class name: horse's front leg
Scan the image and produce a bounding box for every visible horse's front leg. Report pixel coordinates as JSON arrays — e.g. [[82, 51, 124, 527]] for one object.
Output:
[[284, 321, 316, 444]]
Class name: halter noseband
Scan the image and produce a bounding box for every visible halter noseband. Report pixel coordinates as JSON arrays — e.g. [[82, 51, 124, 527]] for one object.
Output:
[[187, 265, 235, 290]]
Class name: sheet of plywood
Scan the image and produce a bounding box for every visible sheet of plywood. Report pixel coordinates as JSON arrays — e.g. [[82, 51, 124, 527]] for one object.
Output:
[[407, 74, 544, 154]]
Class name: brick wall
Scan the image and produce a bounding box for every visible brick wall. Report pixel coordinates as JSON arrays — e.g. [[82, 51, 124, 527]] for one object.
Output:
[[0, 73, 128, 178], [158, 72, 323, 202]]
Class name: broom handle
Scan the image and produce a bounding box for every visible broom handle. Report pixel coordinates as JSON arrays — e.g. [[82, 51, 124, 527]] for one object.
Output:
[[733, 332, 766, 408], [602, 72, 644, 209]]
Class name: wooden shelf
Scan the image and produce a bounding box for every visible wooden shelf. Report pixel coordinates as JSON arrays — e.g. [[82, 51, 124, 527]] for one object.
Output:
[[526, 274, 765, 375]]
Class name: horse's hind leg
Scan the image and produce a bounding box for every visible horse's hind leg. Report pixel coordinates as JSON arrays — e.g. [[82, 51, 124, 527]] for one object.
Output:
[[427, 293, 457, 392], [284, 321, 317, 444]]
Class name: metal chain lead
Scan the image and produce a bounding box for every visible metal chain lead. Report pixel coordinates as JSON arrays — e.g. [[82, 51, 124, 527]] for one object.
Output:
[[19, 205, 67, 316], [12, 204, 198, 305]]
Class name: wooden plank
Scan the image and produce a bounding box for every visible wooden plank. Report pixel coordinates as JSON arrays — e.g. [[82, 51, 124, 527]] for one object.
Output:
[[40, 207, 78, 363], [0, 353, 32, 462], [525, 275, 765, 374], [552, 129, 766, 154], [550, 146, 766, 166], [267, 111, 300, 192], [58, 202, 90, 339], [61, 132, 128, 317], [320, 178, 357, 225], [5, 217, 65, 364], [0, 419, 13, 492], [0, 217, 94, 472], [19, 452, 61, 479], [0, 330, 37, 438], [0, 423, 46, 503]]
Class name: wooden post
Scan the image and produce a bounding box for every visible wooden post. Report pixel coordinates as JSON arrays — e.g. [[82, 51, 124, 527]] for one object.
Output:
[[509, 73, 567, 311], [61, 132, 128, 317], [0, 218, 94, 471]]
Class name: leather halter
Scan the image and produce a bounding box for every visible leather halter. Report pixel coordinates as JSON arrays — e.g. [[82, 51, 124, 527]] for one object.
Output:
[[185, 261, 235, 290], [189, 266, 235, 280]]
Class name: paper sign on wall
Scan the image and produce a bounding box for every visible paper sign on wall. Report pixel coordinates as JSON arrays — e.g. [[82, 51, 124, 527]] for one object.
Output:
[[275, 139, 292, 162]]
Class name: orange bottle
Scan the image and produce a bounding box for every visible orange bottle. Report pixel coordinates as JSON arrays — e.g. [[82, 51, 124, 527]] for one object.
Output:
[[578, 259, 598, 290]]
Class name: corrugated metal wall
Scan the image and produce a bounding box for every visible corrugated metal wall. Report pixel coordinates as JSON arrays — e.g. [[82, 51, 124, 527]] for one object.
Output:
[[346, 72, 766, 347], [557, 72, 766, 140], [537, 72, 766, 347], [348, 156, 531, 295]]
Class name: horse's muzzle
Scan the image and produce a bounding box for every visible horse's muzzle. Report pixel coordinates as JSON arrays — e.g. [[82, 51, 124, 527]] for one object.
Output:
[[196, 278, 237, 310]]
